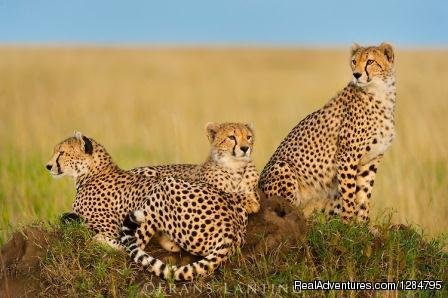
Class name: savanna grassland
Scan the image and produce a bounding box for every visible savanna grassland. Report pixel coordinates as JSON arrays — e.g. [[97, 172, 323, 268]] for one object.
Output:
[[0, 47, 447, 244]]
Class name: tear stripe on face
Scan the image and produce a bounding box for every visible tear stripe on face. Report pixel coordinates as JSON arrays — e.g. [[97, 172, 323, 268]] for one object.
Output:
[[56, 152, 63, 174]]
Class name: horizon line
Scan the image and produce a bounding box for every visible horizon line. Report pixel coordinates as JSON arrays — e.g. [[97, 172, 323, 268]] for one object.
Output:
[[0, 42, 447, 51]]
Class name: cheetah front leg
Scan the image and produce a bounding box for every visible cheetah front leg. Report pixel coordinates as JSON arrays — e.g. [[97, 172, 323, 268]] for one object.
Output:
[[93, 234, 125, 250], [86, 212, 125, 250], [354, 155, 382, 222], [335, 149, 359, 222], [237, 191, 260, 214], [238, 165, 261, 214]]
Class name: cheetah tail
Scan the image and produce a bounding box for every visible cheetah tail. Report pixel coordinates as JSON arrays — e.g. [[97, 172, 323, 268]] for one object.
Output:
[[170, 245, 230, 281], [127, 245, 229, 281], [120, 211, 230, 281]]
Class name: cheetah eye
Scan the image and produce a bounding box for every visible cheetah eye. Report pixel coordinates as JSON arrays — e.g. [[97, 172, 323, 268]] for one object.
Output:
[[351, 59, 356, 65], [247, 135, 252, 140], [228, 135, 236, 141], [367, 59, 374, 65]]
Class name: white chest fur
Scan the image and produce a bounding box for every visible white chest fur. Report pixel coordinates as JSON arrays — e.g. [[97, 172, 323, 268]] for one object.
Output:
[[366, 129, 395, 161], [362, 76, 396, 164], [213, 152, 250, 171]]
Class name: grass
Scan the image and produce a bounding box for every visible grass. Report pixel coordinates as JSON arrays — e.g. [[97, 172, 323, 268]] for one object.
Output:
[[34, 215, 447, 297], [40, 221, 138, 296]]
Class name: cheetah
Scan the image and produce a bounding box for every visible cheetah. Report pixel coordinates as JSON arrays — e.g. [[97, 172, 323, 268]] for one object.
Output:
[[46, 132, 248, 280], [129, 122, 259, 252], [259, 42, 396, 222], [131, 122, 259, 214]]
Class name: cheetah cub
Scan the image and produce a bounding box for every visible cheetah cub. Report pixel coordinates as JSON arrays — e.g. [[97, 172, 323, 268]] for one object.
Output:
[[259, 43, 396, 222], [131, 122, 260, 215], [130, 123, 259, 253], [46, 132, 248, 281]]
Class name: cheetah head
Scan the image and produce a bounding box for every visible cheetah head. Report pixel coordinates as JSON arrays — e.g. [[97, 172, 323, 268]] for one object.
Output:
[[206, 122, 254, 168], [45, 131, 109, 179], [351, 42, 394, 87]]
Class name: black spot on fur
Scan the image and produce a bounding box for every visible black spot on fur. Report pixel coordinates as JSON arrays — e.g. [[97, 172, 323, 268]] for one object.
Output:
[[361, 170, 369, 177]]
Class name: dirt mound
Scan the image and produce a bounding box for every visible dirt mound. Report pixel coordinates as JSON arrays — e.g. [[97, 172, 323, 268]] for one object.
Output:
[[0, 226, 55, 297], [0, 195, 306, 295], [243, 195, 307, 254]]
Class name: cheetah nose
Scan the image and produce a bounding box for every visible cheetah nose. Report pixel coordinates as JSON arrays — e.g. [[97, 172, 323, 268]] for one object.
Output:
[[46, 164, 52, 170], [240, 146, 249, 153], [353, 72, 362, 79]]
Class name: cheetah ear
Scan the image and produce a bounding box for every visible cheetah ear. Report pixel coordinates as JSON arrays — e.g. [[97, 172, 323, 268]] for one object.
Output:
[[74, 131, 93, 155], [379, 42, 394, 63], [351, 43, 361, 56], [74, 131, 83, 141], [244, 123, 254, 134], [205, 122, 219, 143]]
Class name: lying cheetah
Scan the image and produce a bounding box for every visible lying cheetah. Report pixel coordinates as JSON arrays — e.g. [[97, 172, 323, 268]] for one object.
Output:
[[130, 122, 259, 252], [46, 132, 248, 280], [259, 43, 396, 222], [131, 122, 259, 214]]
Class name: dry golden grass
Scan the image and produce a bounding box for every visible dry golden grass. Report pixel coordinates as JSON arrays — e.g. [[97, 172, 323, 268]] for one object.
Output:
[[0, 46, 447, 243]]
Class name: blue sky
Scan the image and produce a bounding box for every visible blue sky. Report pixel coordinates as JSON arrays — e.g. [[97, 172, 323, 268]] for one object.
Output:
[[0, 0, 447, 46]]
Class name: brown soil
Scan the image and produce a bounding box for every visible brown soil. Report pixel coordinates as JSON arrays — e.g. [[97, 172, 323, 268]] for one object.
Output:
[[0, 194, 307, 296], [243, 195, 307, 255], [0, 226, 55, 297]]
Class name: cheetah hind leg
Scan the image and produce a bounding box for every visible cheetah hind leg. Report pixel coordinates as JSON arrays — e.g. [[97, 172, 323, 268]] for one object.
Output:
[[134, 222, 181, 252], [259, 160, 300, 205], [121, 209, 232, 281], [157, 233, 181, 252]]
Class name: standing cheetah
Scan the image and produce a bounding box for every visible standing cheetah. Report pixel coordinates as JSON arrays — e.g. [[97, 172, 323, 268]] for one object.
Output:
[[259, 43, 396, 222], [46, 132, 248, 280], [129, 122, 259, 253]]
